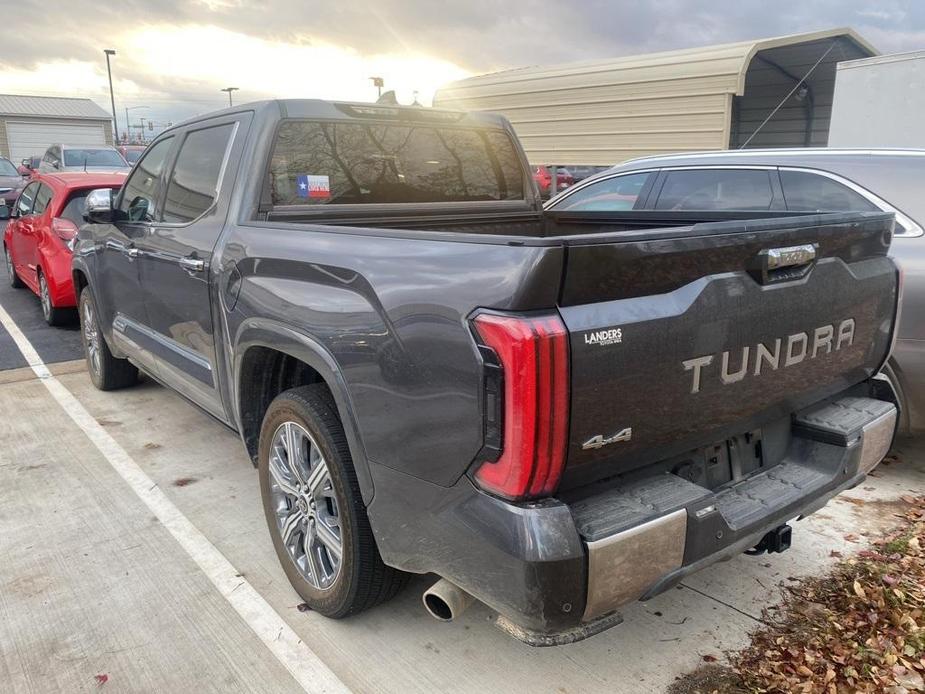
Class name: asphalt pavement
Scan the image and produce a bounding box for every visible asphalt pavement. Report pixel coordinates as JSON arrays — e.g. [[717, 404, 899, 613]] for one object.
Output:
[[0, 221, 84, 370]]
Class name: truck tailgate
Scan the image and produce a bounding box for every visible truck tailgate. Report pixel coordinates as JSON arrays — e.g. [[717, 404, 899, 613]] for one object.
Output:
[[554, 212, 898, 487]]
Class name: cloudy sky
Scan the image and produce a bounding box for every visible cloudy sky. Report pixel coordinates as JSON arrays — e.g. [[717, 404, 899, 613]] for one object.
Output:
[[3, 1, 924, 137]]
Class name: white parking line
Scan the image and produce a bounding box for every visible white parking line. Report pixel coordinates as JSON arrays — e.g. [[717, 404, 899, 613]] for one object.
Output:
[[0, 301, 350, 694]]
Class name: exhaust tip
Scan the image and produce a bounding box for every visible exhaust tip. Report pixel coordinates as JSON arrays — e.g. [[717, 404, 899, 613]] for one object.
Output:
[[422, 578, 474, 622], [423, 592, 454, 621]]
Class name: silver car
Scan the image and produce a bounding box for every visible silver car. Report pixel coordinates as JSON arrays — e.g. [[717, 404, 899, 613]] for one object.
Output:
[[38, 144, 129, 174], [546, 149, 925, 435]]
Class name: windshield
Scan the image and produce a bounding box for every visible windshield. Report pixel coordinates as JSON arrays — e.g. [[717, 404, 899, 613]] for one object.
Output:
[[63, 149, 127, 168], [0, 158, 18, 176], [123, 149, 143, 163]]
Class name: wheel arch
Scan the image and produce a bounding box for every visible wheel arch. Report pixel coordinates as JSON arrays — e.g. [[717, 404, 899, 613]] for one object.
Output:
[[233, 318, 375, 505], [72, 261, 89, 298]]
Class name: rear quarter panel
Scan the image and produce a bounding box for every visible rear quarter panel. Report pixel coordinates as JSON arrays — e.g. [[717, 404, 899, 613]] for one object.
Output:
[[220, 223, 563, 487]]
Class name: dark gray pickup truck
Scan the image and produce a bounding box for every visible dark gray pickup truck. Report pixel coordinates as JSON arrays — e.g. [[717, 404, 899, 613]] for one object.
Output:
[[73, 99, 901, 645]]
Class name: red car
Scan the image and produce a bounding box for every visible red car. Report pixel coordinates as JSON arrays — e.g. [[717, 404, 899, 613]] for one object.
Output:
[[3, 172, 125, 325], [17, 155, 42, 178], [532, 165, 574, 197], [117, 145, 146, 164]]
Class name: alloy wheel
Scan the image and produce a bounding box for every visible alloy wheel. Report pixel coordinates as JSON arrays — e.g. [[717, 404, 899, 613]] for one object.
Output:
[[39, 275, 51, 321], [82, 297, 102, 377], [267, 421, 343, 590]]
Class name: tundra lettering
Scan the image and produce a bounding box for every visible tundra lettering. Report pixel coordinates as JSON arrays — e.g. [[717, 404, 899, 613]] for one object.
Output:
[[683, 319, 856, 394]]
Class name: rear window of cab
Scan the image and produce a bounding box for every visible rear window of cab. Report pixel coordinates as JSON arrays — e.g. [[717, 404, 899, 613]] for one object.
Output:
[[267, 120, 525, 206]]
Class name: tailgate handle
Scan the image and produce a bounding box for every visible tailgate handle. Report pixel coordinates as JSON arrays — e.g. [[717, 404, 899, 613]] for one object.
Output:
[[750, 244, 817, 284]]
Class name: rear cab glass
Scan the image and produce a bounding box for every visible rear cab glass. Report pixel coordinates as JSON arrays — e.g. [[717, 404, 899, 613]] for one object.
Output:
[[267, 120, 525, 207]]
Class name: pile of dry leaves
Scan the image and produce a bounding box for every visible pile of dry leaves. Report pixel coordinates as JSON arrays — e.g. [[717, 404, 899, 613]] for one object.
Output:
[[730, 494, 925, 693]]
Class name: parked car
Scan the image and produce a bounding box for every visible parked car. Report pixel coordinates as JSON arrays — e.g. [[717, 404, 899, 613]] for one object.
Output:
[[38, 145, 129, 173], [532, 165, 574, 197], [547, 149, 924, 436], [0, 156, 24, 209], [73, 100, 898, 645], [17, 155, 42, 178], [117, 144, 146, 164], [567, 165, 609, 182], [3, 171, 125, 325]]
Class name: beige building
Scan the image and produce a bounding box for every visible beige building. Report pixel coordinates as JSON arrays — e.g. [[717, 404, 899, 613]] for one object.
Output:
[[434, 28, 876, 167], [0, 94, 114, 163]]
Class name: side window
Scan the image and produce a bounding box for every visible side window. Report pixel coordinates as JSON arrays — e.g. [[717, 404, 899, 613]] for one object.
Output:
[[161, 123, 235, 224], [117, 137, 173, 223], [655, 169, 775, 211], [553, 172, 654, 211], [16, 182, 38, 216], [780, 170, 878, 212], [32, 184, 53, 215]]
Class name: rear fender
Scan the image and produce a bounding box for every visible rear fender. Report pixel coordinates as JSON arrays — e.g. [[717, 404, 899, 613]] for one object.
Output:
[[232, 318, 374, 504]]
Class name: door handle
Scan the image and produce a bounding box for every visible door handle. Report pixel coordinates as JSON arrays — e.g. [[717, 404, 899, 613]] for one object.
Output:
[[123, 246, 141, 259], [178, 256, 205, 273]]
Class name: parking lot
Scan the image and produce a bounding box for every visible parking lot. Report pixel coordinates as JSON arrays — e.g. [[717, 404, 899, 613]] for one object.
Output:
[[0, 239, 922, 694]]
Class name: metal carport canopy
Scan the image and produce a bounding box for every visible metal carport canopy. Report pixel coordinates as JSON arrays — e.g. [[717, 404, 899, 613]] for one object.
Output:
[[433, 28, 877, 166]]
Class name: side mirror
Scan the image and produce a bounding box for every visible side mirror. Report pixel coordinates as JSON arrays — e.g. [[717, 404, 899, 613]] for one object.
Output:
[[84, 188, 114, 224], [0, 204, 9, 221]]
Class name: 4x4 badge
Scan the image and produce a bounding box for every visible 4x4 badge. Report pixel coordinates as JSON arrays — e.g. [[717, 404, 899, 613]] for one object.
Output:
[[582, 427, 633, 450]]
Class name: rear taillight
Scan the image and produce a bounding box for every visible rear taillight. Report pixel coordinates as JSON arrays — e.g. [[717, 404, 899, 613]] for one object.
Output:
[[471, 312, 569, 501], [52, 217, 79, 250]]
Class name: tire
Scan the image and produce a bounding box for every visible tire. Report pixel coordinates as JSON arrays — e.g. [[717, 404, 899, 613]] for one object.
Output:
[[38, 271, 70, 327], [258, 385, 408, 617], [4, 244, 24, 289], [79, 286, 138, 391]]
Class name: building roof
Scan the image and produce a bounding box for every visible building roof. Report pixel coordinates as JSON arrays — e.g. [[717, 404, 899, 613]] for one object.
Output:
[[437, 28, 876, 103], [0, 94, 112, 121], [434, 28, 877, 165]]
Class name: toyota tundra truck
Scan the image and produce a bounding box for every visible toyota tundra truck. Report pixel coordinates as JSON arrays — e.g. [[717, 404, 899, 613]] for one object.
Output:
[[72, 99, 901, 645]]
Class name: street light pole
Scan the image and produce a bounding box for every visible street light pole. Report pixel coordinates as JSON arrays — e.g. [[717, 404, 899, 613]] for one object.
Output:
[[124, 105, 149, 143], [104, 49, 119, 144], [220, 87, 239, 106]]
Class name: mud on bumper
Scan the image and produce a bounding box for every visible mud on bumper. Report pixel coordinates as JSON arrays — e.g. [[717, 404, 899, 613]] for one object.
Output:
[[573, 396, 896, 628]]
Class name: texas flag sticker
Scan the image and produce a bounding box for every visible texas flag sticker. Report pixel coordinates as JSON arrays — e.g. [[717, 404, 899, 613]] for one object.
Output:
[[296, 174, 331, 199]]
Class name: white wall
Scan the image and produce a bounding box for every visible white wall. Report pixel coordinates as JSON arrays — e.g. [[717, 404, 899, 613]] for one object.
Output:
[[829, 51, 925, 148]]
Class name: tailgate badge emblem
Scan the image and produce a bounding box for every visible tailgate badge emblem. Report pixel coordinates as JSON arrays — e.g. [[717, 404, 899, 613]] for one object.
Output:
[[584, 327, 622, 346], [582, 428, 633, 450]]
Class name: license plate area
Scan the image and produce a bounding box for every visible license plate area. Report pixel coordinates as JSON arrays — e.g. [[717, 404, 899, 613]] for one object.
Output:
[[674, 429, 764, 490]]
